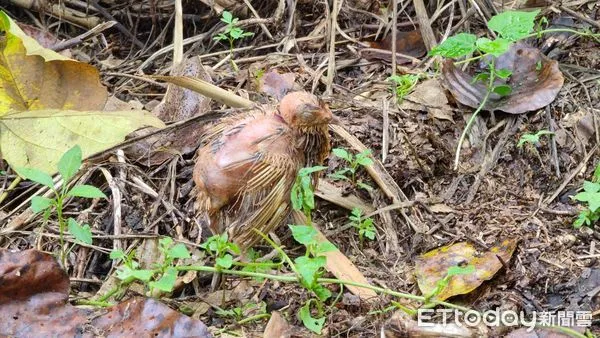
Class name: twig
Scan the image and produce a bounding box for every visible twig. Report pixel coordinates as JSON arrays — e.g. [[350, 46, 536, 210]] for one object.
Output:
[[88, 0, 144, 48], [543, 144, 598, 206], [545, 106, 561, 177], [325, 0, 340, 96], [50, 21, 116, 52]]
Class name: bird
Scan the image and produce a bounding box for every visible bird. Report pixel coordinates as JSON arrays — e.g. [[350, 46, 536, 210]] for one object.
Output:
[[193, 91, 334, 249]]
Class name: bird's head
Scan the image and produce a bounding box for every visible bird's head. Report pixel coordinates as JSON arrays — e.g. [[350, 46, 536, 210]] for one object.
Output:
[[278, 91, 335, 130]]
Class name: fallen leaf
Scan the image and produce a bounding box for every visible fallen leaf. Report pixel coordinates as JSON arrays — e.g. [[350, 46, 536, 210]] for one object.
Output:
[[362, 30, 427, 64], [0, 249, 88, 336], [1, 110, 164, 172], [415, 239, 517, 301], [259, 69, 297, 100], [441, 42, 564, 114], [263, 311, 292, 338], [0, 10, 165, 173], [92, 297, 211, 337], [399, 78, 454, 121]]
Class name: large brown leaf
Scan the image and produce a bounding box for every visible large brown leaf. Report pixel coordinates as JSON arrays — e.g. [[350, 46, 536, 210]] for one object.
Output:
[[442, 43, 564, 114]]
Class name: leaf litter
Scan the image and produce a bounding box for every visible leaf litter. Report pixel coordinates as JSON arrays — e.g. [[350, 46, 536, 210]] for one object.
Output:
[[0, 2, 599, 337]]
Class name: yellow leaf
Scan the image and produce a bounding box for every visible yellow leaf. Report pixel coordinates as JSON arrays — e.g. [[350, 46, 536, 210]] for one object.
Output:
[[414, 240, 517, 301], [1, 110, 165, 173], [0, 11, 166, 173]]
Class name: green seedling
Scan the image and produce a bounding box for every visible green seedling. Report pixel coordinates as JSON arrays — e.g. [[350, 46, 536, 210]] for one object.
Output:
[[215, 301, 268, 323], [288, 224, 337, 334], [240, 248, 281, 281], [213, 10, 254, 71], [200, 232, 241, 269], [291, 165, 328, 224], [517, 130, 554, 148], [430, 10, 600, 170], [18, 145, 105, 267], [573, 163, 600, 228], [424, 265, 475, 303], [110, 237, 191, 294], [388, 74, 420, 103], [329, 148, 374, 191], [349, 208, 376, 245]]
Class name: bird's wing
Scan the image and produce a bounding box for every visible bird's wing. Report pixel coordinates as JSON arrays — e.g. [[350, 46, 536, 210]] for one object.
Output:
[[226, 152, 298, 248]]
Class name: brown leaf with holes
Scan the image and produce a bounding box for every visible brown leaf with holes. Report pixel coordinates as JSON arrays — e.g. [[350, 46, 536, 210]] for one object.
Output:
[[415, 239, 517, 301], [93, 297, 212, 337], [0, 249, 89, 337], [442, 42, 564, 114], [361, 30, 426, 64]]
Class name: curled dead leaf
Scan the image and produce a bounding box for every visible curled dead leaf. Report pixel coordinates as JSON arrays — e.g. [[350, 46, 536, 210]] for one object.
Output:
[[442, 43, 564, 114], [415, 239, 518, 301]]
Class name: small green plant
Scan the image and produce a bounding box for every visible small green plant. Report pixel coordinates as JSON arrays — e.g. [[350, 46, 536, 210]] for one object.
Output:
[[288, 224, 337, 334], [388, 74, 420, 103], [200, 232, 241, 269], [291, 165, 327, 224], [213, 10, 254, 71], [424, 265, 475, 302], [110, 237, 191, 293], [240, 248, 281, 281], [17, 145, 105, 267], [572, 163, 600, 228], [430, 10, 599, 170], [517, 130, 554, 148], [329, 148, 374, 191], [215, 301, 268, 323], [349, 208, 376, 245]]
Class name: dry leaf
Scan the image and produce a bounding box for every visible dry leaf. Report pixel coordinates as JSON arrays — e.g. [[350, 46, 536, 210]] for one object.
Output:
[[361, 30, 426, 64], [259, 70, 297, 100], [429, 203, 455, 213], [0, 11, 164, 173], [399, 79, 454, 121], [263, 311, 292, 338], [442, 43, 564, 114], [92, 297, 211, 337], [415, 239, 517, 301]]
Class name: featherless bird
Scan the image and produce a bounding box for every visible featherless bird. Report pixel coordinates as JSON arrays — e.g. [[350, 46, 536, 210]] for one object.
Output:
[[193, 91, 334, 249]]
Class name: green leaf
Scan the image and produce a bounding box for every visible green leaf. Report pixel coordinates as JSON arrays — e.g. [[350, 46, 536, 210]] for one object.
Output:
[[221, 11, 233, 24], [295, 255, 326, 287], [313, 284, 332, 301], [573, 191, 600, 213], [475, 37, 512, 57], [289, 225, 317, 245], [429, 33, 477, 58], [57, 145, 81, 182], [298, 165, 328, 177], [495, 68, 513, 79], [67, 184, 106, 198], [332, 148, 351, 161], [517, 133, 539, 147], [573, 212, 587, 229], [16, 167, 54, 188], [149, 267, 177, 292], [583, 181, 600, 193], [593, 163, 600, 183], [31, 196, 53, 213], [357, 181, 373, 191], [363, 229, 376, 240], [67, 218, 92, 245], [472, 73, 490, 84], [291, 181, 303, 211], [487, 10, 540, 41], [169, 243, 191, 259], [446, 264, 475, 277], [110, 249, 126, 260], [301, 176, 315, 209], [299, 301, 325, 334], [216, 254, 234, 269], [356, 155, 373, 166], [316, 241, 338, 254], [492, 85, 512, 96]]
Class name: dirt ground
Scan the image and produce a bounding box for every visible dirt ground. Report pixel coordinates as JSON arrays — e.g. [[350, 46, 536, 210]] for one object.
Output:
[[0, 0, 599, 337]]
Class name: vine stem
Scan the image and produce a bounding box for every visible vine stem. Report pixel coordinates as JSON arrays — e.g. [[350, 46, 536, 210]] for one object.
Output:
[[176, 265, 472, 312], [453, 59, 496, 170]]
